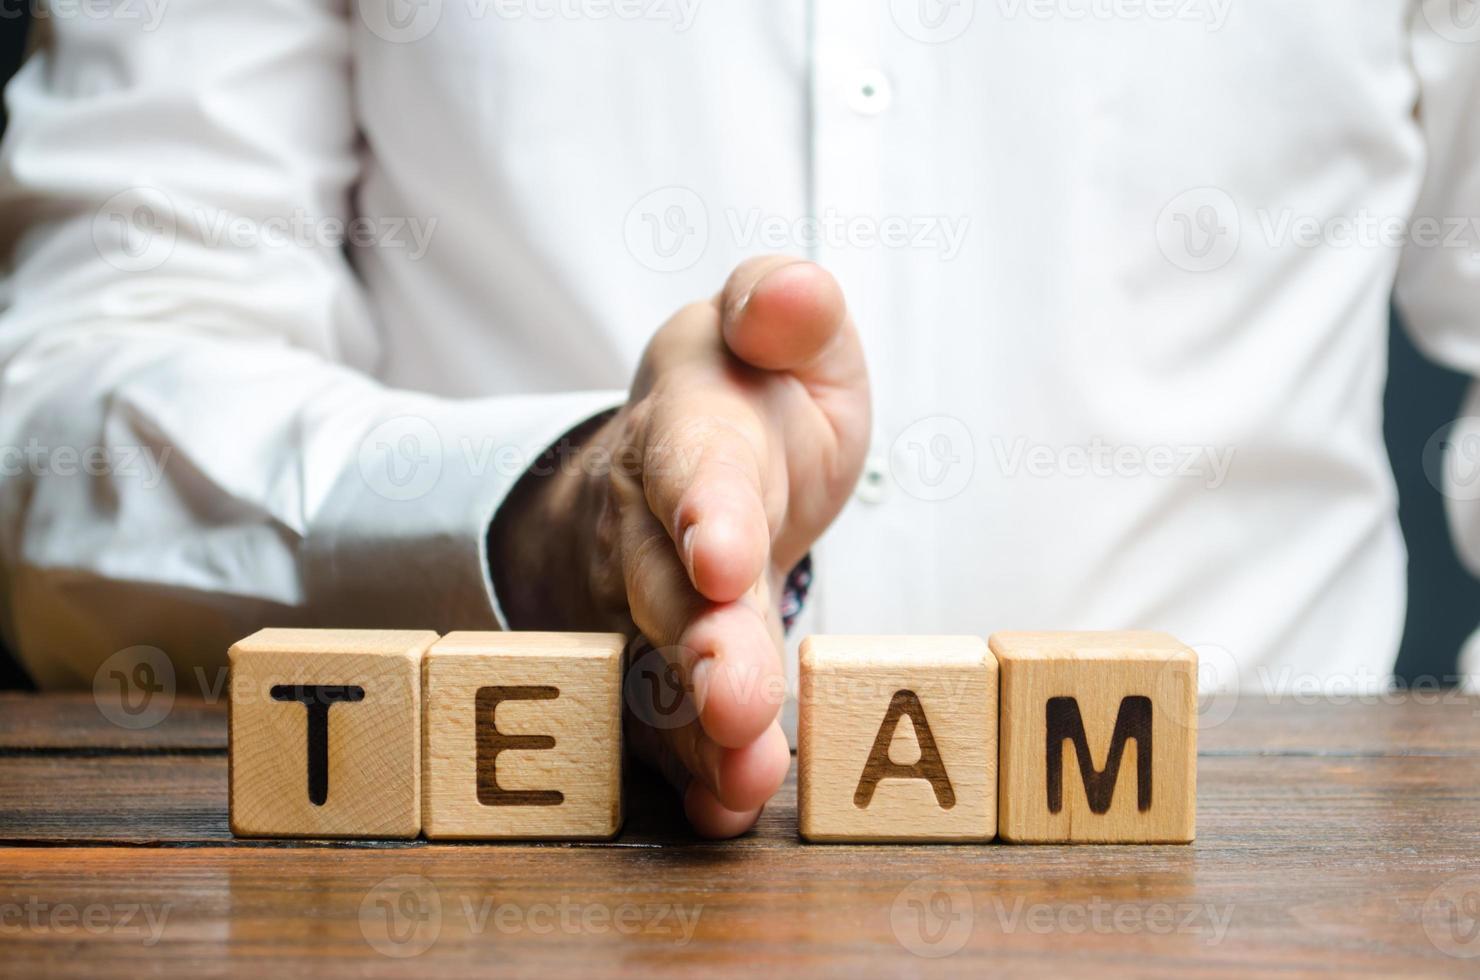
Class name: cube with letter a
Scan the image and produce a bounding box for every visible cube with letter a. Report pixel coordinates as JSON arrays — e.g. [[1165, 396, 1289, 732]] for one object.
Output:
[[229, 628, 434, 839], [421, 631, 624, 840], [993, 630, 1197, 843], [798, 635, 998, 842]]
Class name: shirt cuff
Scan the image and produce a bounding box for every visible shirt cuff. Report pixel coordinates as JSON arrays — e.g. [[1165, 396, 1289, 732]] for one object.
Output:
[[305, 390, 625, 632]]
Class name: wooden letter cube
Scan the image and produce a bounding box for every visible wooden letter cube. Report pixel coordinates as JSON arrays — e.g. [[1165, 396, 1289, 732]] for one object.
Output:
[[993, 631, 1197, 843], [798, 635, 998, 842], [422, 631, 624, 840], [229, 628, 433, 838]]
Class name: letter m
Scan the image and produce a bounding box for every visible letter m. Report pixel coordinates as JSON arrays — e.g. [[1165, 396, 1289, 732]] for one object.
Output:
[[1045, 695, 1152, 814]]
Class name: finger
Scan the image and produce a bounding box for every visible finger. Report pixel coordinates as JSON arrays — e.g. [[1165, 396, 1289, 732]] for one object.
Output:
[[711, 718, 791, 810], [640, 399, 773, 604], [626, 696, 790, 814], [616, 470, 783, 747], [684, 782, 764, 840]]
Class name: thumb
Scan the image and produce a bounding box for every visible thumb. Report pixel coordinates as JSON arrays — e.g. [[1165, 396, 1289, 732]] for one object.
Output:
[[718, 257, 864, 394]]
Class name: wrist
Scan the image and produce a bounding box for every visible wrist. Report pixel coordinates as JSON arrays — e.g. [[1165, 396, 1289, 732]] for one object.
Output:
[[488, 409, 620, 629]]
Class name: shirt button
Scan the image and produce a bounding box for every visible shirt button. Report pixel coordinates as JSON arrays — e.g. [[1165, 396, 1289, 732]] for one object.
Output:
[[855, 455, 890, 504], [848, 69, 893, 116]]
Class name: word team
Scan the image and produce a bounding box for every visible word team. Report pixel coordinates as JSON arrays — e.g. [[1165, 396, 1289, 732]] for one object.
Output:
[[228, 629, 1196, 844]]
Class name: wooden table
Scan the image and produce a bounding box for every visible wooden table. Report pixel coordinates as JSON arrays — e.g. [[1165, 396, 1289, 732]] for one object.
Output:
[[3, 692, 1480, 977]]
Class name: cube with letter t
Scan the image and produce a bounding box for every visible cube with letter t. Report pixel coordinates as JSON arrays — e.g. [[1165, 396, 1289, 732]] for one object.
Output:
[[229, 628, 434, 839], [993, 631, 1197, 844], [421, 631, 624, 840], [798, 635, 998, 842]]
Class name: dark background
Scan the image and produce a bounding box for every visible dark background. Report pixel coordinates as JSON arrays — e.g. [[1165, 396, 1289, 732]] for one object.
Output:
[[0, 10, 1474, 689]]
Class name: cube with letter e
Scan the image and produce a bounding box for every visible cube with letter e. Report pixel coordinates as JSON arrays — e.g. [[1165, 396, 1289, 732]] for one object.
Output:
[[993, 631, 1197, 844], [421, 631, 624, 840]]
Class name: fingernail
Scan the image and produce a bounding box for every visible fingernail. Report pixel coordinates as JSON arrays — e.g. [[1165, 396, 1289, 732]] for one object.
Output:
[[698, 737, 725, 802], [729, 284, 755, 323], [688, 655, 712, 715], [681, 523, 698, 567]]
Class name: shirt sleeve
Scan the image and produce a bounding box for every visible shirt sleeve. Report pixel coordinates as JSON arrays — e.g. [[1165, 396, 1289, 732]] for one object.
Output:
[[0, 1, 620, 688], [1394, 2, 1480, 677]]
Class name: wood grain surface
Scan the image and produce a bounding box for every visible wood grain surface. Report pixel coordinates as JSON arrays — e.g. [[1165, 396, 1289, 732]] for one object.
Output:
[[3, 691, 1480, 977]]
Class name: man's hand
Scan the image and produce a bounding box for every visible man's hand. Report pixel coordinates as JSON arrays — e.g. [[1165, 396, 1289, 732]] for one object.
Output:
[[492, 256, 870, 837]]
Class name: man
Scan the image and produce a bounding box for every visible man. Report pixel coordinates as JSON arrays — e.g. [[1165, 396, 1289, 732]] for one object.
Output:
[[1, 1, 1477, 836]]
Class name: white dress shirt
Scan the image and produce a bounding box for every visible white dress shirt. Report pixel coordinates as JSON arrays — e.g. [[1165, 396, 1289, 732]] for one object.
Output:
[[1, 0, 1478, 696]]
